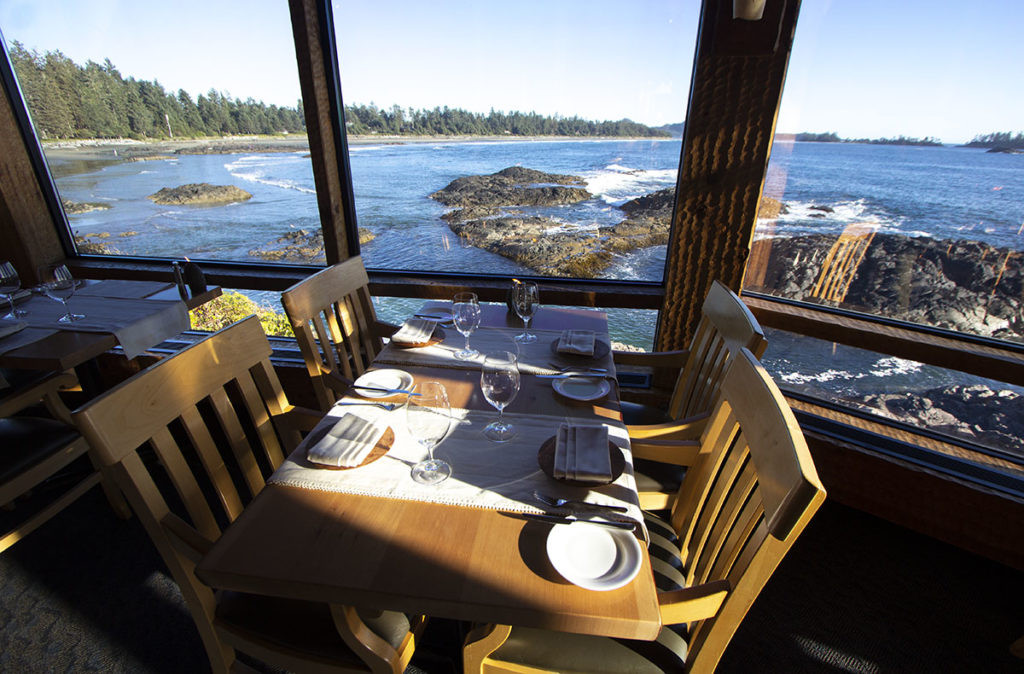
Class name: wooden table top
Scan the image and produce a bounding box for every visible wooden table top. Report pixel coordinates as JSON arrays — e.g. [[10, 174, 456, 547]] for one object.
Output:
[[196, 306, 662, 641]]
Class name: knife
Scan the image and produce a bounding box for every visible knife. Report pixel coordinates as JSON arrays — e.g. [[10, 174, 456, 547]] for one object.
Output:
[[351, 384, 420, 395], [520, 512, 636, 530]]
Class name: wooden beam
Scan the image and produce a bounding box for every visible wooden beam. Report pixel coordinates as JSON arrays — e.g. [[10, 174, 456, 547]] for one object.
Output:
[[658, 0, 800, 350]]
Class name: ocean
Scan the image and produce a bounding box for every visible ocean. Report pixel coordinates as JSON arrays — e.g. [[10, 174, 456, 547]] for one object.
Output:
[[49, 138, 1024, 404]]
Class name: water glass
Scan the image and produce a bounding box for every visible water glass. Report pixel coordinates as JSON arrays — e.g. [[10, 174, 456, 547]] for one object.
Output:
[[512, 279, 539, 343], [0, 261, 26, 319], [38, 263, 84, 322], [452, 291, 481, 360], [407, 381, 453, 485], [480, 351, 520, 442]]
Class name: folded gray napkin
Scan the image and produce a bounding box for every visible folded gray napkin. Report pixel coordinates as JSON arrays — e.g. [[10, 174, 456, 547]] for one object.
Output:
[[554, 423, 611, 483], [391, 318, 436, 345], [307, 411, 387, 468], [0, 320, 28, 340], [557, 329, 596, 356]]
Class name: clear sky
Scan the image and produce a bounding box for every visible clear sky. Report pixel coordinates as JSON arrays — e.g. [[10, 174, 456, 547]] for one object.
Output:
[[1, 0, 1021, 144]]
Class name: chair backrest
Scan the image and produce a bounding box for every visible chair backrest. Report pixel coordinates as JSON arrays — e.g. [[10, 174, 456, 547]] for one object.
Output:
[[71, 316, 298, 667], [667, 281, 767, 421], [281, 256, 383, 411], [668, 348, 826, 673], [811, 222, 878, 304]]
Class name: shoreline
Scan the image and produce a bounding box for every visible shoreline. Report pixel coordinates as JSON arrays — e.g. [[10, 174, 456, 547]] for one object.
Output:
[[40, 133, 680, 162]]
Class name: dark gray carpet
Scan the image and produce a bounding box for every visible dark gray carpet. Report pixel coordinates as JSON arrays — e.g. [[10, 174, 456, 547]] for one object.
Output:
[[2, 467, 1022, 673]]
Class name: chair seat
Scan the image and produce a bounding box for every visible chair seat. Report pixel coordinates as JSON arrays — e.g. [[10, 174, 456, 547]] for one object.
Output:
[[216, 590, 412, 666], [619, 400, 672, 426], [633, 458, 686, 495], [0, 417, 81, 485]]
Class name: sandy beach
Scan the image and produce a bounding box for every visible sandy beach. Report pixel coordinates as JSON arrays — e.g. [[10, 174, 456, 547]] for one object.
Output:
[[40, 132, 678, 163]]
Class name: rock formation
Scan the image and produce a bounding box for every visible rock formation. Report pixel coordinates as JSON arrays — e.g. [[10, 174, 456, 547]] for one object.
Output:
[[148, 183, 252, 206]]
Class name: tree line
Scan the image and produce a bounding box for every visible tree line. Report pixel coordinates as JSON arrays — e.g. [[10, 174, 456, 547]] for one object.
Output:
[[9, 42, 306, 140], [966, 132, 1024, 149], [9, 43, 669, 141], [795, 131, 941, 146], [344, 103, 670, 138]]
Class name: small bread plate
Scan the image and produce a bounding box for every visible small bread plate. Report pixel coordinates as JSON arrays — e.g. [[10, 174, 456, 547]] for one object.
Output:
[[352, 369, 414, 399], [549, 337, 611, 360], [551, 375, 610, 402], [415, 309, 454, 326], [537, 436, 625, 487], [546, 520, 642, 591]]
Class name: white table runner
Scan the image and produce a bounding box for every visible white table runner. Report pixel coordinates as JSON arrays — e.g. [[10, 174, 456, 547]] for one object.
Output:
[[374, 327, 617, 375], [269, 406, 643, 525]]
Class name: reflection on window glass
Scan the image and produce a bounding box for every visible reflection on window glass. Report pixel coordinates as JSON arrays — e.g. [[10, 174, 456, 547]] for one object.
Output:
[[763, 328, 1024, 477], [1, 1, 316, 265], [746, 0, 1024, 346], [333, 0, 697, 281]]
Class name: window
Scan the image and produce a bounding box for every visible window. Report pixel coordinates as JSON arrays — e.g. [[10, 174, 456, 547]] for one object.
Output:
[[332, 0, 698, 285], [745, 0, 1024, 468], [1, 1, 317, 266]]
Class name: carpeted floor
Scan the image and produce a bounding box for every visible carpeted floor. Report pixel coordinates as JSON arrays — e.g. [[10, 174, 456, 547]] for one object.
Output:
[[2, 472, 1022, 673]]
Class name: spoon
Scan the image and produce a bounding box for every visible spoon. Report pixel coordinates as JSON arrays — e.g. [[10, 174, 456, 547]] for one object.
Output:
[[533, 490, 629, 513]]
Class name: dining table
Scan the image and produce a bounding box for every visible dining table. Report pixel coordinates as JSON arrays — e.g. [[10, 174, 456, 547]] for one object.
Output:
[[0, 278, 219, 391], [196, 302, 662, 641]]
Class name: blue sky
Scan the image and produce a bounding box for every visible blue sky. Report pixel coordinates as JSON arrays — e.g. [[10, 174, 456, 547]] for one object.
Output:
[[1, 0, 1021, 144]]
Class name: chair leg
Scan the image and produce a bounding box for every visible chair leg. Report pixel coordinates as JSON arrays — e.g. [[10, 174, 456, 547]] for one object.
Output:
[[463, 623, 512, 674], [88, 451, 132, 519]]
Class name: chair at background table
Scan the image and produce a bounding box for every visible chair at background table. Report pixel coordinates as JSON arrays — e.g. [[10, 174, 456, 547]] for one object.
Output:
[[281, 256, 396, 412], [72, 316, 426, 674], [463, 348, 826, 674], [0, 370, 126, 552], [613, 280, 767, 509]]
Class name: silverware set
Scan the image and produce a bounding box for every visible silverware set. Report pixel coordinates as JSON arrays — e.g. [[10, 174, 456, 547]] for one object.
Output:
[[528, 490, 635, 529]]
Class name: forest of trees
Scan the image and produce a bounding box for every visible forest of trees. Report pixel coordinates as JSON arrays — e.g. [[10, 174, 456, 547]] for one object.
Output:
[[794, 131, 942, 146], [9, 42, 306, 140], [9, 43, 669, 141], [966, 132, 1024, 149]]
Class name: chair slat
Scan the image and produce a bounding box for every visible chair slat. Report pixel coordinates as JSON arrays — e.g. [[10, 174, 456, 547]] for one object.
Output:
[[233, 369, 286, 477], [206, 387, 266, 500], [687, 445, 751, 587], [149, 425, 222, 541]]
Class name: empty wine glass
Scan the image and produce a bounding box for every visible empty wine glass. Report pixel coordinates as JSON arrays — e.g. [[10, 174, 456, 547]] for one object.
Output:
[[0, 261, 26, 319], [38, 263, 84, 322], [480, 351, 520, 442], [512, 279, 539, 343], [452, 291, 481, 360], [407, 381, 453, 485]]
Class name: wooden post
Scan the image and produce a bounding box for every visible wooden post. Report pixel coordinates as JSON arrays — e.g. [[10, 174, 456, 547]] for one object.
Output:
[[657, 0, 801, 350]]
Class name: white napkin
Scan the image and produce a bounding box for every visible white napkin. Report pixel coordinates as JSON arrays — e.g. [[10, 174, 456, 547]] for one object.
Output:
[[557, 329, 596, 356], [0, 320, 28, 340], [391, 318, 436, 346], [554, 423, 612, 483], [307, 411, 387, 468]]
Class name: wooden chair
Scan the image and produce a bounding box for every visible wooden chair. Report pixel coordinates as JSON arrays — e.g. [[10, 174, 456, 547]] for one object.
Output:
[[463, 348, 826, 674], [614, 280, 767, 509], [71, 316, 426, 674], [0, 370, 113, 553], [810, 222, 878, 305], [281, 256, 395, 412]]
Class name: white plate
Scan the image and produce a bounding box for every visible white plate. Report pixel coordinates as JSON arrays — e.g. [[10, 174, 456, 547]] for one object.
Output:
[[546, 521, 642, 591], [552, 376, 611, 402], [417, 309, 454, 325], [352, 369, 413, 398]]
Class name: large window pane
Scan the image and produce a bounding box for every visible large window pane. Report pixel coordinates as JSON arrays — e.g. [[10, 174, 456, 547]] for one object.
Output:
[[747, 0, 1024, 469], [333, 0, 698, 282], [1, 1, 316, 265]]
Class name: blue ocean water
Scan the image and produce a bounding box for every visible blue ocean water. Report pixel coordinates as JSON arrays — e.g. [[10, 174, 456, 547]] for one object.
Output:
[[50, 139, 1024, 400]]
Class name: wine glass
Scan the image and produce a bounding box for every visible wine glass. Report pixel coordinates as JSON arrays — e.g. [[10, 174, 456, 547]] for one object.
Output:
[[38, 263, 84, 322], [512, 279, 539, 343], [0, 261, 27, 319], [407, 381, 453, 485], [480, 351, 520, 442], [452, 291, 481, 360]]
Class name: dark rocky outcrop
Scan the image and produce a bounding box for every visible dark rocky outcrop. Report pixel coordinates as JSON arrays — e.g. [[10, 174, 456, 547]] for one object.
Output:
[[430, 166, 591, 209], [856, 384, 1024, 454], [62, 198, 111, 215], [747, 233, 1023, 341], [148, 183, 252, 206], [248, 227, 375, 263]]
